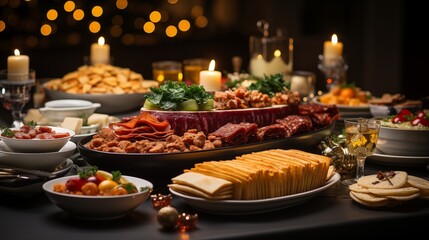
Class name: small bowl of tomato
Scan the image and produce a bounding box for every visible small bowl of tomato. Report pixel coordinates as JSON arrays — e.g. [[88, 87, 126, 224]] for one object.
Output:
[[376, 109, 429, 156], [42, 167, 153, 220], [0, 125, 75, 153]]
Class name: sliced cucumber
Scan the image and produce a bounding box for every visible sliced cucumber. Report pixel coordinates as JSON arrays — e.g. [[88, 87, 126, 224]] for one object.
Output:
[[198, 99, 214, 110], [179, 99, 199, 111], [143, 99, 160, 110]]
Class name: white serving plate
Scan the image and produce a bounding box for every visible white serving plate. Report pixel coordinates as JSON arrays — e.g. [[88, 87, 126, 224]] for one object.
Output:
[[169, 173, 340, 215], [367, 151, 429, 166], [313, 96, 370, 112], [0, 141, 76, 171]]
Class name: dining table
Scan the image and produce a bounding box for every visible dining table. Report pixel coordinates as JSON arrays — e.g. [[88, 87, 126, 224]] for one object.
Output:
[[1, 110, 429, 240]]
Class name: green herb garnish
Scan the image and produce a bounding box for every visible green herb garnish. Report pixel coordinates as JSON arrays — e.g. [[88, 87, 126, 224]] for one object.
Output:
[[1, 126, 15, 138], [145, 81, 213, 111], [121, 183, 138, 194], [111, 170, 122, 182], [248, 73, 290, 97], [78, 166, 98, 179]]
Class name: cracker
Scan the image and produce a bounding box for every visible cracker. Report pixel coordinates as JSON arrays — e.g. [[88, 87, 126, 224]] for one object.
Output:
[[357, 171, 407, 189], [350, 191, 388, 203], [349, 183, 370, 193], [349, 192, 390, 207], [385, 193, 420, 201], [407, 175, 429, 190], [367, 186, 420, 196]]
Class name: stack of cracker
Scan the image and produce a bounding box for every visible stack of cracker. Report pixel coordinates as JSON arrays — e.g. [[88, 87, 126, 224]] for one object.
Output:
[[349, 171, 429, 207], [45, 64, 158, 94], [169, 149, 333, 200]]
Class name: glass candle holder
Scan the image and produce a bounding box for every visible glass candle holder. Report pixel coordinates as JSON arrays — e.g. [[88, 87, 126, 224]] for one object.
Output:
[[183, 58, 210, 85], [152, 61, 183, 84], [318, 55, 348, 91], [249, 35, 293, 79], [0, 69, 36, 128]]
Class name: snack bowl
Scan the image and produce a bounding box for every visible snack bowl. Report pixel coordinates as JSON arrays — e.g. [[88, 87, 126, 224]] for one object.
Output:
[[376, 126, 429, 156], [369, 103, 421, 117], [0, 141, 76, 171], [39, 99, 101, 125], [42, 175, 153, 220], [0, 126, 75, 153]]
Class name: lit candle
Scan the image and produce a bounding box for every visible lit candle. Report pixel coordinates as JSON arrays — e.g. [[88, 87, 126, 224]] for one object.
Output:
[[323, 34, 343, 61], [266, 50, 289, 75], [7, 49, 29, 81], [90, 36, 110, 65], [249, 51, 290, 78], [199, 60, 221, 91]]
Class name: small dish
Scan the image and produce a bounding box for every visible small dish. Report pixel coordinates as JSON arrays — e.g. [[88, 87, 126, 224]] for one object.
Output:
[[377, 126, 429, 156], [0, 159, 74, 196], [369, 104, 421, 117], [43, 175, 153, 220], [0, 141, 76, 171], [39, 100, 101, 125], [79, 124, 99, 134], [0, 126, 75, 153]]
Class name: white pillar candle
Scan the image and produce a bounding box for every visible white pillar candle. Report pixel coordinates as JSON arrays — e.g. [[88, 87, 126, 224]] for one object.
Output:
[[90, 36, 110, 65], [7, 49, 29, 81], [323, 34, 343, 63], [199, 60, 221, 91]]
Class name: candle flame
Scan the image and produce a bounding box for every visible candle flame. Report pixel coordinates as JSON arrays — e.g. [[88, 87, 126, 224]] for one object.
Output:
[[331, 34, 338, 44], [14, 49, 20, 56], [98, 36, 105, 46], [208, 59, 215, 71], [257, 54, 263, 60], [274, 50, 281, 57]]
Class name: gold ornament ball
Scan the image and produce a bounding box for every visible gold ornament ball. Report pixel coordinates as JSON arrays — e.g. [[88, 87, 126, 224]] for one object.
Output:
[[157, 206, 179, 229]]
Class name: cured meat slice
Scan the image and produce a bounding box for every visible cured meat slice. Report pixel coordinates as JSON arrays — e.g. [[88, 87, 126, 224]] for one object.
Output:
[[256, 124, 287, 141], [209, 123, 247, 146], [276, 115, 313, 136], [298, 102, 339, 128]]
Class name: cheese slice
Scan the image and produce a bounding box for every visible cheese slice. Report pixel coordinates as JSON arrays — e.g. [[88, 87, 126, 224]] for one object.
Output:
[[60, 117, 83, 133], [87, 113, 109, 129], [24, 109, 44, 124]]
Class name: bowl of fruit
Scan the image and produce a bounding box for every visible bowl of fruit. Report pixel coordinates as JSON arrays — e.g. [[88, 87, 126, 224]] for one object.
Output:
[[376, 109, 429, 156], [42, 166, 153, 220]]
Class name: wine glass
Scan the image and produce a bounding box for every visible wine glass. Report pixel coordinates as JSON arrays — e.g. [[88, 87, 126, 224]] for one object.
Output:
[[342, 118, 380, 185], [0, 69, 36, 128]]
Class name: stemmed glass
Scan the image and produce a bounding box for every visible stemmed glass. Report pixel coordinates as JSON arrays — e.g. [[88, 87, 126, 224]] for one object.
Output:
[[342, 118, 380, 185], [0, 69, 36, 128]]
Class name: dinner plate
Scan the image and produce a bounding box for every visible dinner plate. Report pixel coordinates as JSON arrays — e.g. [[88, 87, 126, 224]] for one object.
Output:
[[367, 151, 429, 166], [169, 173, 340, 215], [0, 158, 74, 196], [77, 123, 334, 182], [313, 96, 370, 112]]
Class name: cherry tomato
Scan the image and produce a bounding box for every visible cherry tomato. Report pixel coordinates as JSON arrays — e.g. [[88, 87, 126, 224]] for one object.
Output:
[[65, 178, 87, 192], [397, 109, 413, 118], [415, 110, 427, 119], [392, 116, 407, 123], [411, 117, 429, 127]]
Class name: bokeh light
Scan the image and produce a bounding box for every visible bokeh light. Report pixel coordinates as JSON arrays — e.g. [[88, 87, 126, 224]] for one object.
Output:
[[143, 21, 155, 33], [178, 19, 190, 32], [40, 24, 52, 36], [89, 21, 101, 33], [165, 25, 177, 37], [149, 11, 161, 23], [0, 20, 6, 32], [46, 9, 58, 21], [122, 33, 135, 45], [167, 0, 179, 4], [92, 6, 103, 17], [110, 25, 122, 37], [195, 16, 208, 28], [191, 5, 203, 18], [64, 1, 75, 12], [73, 9, 84, 21], [116, 0, 128, 10]]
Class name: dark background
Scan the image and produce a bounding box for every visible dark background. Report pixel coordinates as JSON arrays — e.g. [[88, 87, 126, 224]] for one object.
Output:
[[0, 0, 427, 124]]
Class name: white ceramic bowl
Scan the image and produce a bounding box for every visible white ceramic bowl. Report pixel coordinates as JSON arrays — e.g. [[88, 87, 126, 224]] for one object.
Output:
[[369, 104, 421, 117], [0, 126, 75, 153], [376, 126, 429, 156], [39, 99, 101, 125], [42, 175, 153, 220], [0, 141, 76, 171]]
